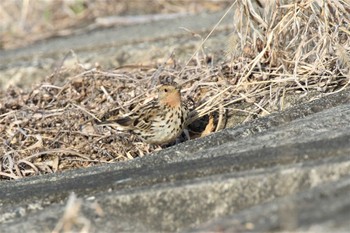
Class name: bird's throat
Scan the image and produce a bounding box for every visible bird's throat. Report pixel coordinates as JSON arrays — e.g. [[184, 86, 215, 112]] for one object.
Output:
[[163, 92, 181, 108]]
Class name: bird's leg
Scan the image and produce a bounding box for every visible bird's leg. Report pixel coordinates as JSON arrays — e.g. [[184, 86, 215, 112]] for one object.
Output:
[[183, 128, 191, 141]]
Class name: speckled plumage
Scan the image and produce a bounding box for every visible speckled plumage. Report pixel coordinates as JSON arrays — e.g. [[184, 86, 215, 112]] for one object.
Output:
[[103, 84, 189, 145]]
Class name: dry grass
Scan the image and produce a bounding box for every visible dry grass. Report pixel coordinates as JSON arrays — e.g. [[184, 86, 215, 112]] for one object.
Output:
[[0, 0, 349, 180], [52, 192, 97, 233]]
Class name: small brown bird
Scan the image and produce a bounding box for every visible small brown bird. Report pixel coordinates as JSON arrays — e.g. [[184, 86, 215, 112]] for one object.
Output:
[[101, 83, 189, 145]]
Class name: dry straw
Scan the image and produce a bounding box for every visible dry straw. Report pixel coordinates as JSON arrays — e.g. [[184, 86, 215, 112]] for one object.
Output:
[[0, 0, 349, 179]]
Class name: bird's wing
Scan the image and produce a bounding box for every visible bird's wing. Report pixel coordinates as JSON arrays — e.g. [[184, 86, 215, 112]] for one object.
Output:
[[98, 99, 158, 131], [131, 102, 160, 131]]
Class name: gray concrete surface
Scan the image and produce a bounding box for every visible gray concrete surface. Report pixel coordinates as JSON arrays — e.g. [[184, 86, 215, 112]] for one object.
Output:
[[188, 175, 350, 232]]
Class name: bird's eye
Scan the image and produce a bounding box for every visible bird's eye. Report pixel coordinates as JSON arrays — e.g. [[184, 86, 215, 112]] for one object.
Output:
[[164, 88, 168, 93]]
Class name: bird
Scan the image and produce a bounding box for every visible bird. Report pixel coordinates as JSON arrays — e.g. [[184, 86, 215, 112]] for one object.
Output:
[[99, 83, 189, 145]]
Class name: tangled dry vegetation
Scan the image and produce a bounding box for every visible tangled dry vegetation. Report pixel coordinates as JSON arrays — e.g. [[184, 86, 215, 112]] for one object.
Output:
[[0, 0, 349, 180]]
